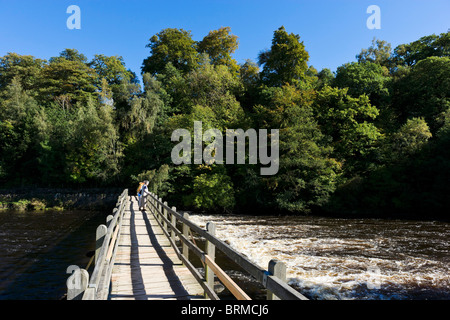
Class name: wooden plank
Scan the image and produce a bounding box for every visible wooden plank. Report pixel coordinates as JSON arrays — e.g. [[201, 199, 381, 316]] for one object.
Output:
[[204, 254, 251, 301], [108, 196, 207, 300]]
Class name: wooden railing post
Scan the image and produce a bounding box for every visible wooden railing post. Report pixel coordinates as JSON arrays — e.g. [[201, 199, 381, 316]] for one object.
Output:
[[182, 212, 190, 262], [171, 207, 177, 243], [158, 197, 163, 222], [95, 224, 107, 264], [66, 267, 89, 300], [150, 192, 154, 212], [106, 214, 113, 228], [267, 259, 286, 300], [205, 222, 216, 298], [155, 196, 160, 218], [163, 201, 168, 232]]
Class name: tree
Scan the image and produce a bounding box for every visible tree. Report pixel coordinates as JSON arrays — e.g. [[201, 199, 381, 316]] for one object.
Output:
[[316, 68, 334, 89], [90, 54, 133, 86], [258, 26, 309, 87], [183, 61, 244, 129], [387, 117, 432, 162], [333, 61, 390, 108], [142, 28, 199, 75], [0, 53, 46, 94], [393, 32, 450, 67], [38, 54, 98, 108], [186, 166, 236, 212], [357, 38, 392, 69], [161, 59, 244, 130], [253, 84, 340, 213], [239, 59, 261, 110], [122, 73, 164, 143], [313, 86, 381, 174], [392, 56, 450, 133], [0, 77, 48, 185], [239, 59, 260, 87], [197, 27, 239, 74], [65, 98, 122, 184], [52, 48, 88, 64]]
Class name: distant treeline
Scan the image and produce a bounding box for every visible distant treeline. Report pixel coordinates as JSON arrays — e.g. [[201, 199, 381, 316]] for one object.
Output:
[[0, 27, 449, 219]]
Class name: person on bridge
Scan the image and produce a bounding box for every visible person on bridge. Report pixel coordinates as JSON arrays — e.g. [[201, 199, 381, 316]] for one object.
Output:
[[139, 180, 150, 211], [137, 181, 144, 200]]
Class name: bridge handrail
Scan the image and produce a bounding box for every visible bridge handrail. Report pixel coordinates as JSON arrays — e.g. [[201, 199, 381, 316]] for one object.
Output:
[[66, 189, 128, 300], [147, 192, 308, 301]]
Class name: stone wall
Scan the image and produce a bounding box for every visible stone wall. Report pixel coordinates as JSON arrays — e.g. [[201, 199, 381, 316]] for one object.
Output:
[[0, 188, 124, 211]]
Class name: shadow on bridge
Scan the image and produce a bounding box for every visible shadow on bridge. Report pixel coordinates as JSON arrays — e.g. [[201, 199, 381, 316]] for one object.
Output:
[[108, 197, 190, 300]]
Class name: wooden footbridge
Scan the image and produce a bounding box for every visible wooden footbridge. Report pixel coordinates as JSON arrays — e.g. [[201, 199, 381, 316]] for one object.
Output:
[[66, 189, 308, 300]]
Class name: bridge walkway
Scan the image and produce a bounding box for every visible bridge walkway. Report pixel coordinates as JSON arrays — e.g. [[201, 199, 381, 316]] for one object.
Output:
[[109, 196, 206, 300]]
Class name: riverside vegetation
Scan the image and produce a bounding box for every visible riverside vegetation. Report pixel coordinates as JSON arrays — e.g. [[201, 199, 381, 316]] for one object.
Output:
[[0, 27, 449, 219]]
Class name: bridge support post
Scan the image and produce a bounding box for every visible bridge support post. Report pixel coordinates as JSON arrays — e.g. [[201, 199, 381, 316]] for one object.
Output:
[[182, 212, 190, 263], [205, 222, 216, 298], [267, 259, 286, 300]]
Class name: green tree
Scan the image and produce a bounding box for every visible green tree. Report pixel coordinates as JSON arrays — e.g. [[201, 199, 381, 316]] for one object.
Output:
[[160, 59, 244, 129], [197, 27, 240, 74], [184, 61, 244, 128], [392, 56, 450, 133], [52, 48, 88, 63], [239, 59, 260, 87], [90, 54, 133, 86], [0, 77, 48, 185], [386, 117, 432, 162], [393, 32, 450, 67], [316, 68, 334, 89], [142, 28, 199, 75], [38, 54, 98, 108], [313, 86, 381, 173], [333, 61, 391, 108], [0, 53, 46, 94], [65, 98, 122, 184], [122, 73, 164, 143], [186, 166, 236, 213], [258, 26, 309, 87], [253, 84, 340, 213], [356, 38, 393, 69]]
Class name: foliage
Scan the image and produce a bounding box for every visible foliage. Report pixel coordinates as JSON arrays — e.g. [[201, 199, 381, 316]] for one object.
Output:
[[356, 38, 392, 69], [142, 28, 199, 75], [392, 32, 450, 67], [334, 61, 390, 108], [258, 26, 309, 87], [1, 28, 449, 218], [313, 85, 381, 174], [392, 56, 450, 133], [197, 27, 240, 74]]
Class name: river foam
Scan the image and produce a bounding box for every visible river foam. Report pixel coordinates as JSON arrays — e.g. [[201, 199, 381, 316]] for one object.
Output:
[[189, 214, 450, 300]]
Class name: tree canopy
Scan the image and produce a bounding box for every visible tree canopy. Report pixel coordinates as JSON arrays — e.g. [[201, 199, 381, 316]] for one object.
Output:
[[1, 28, 449, 219]]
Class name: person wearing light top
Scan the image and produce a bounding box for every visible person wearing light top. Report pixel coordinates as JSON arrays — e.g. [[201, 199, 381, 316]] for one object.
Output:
[[138, 180, 150, 211]]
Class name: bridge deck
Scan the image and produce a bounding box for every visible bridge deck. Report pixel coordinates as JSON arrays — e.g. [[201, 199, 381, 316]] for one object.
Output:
[[109, 196, 206, 300]]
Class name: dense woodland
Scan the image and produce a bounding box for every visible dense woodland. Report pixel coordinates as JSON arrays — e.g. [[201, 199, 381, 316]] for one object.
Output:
[[1, 27, 449, 219]]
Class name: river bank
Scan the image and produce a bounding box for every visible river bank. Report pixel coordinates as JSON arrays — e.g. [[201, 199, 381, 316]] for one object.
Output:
[[0, 188, 123, 211]]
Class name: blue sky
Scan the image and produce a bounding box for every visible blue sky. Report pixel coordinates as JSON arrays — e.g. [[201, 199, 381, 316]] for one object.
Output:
[[0, 0, 449, 82]]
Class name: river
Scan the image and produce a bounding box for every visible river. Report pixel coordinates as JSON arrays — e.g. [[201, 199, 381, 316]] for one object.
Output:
[[0, 210, 106, 300], [0, 209, 448, 300], [189, 214, 450, 300]]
